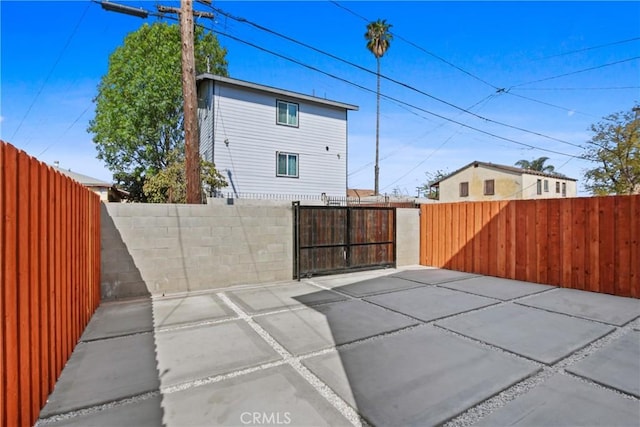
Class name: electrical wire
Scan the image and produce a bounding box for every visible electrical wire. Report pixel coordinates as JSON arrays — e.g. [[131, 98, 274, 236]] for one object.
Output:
[[10, 2, 92, 141], [213, 29, 582, 160], [537, 36, 640, 60], [512, 86, 640, 91], [93, 1, 589, 158], [329, 0, 498, 89], [207, 5, 585, 151], [349, 93, 497, 178], [511, 56, 640, 88], [504, 92, 596, 117], [38, 105, 92, 156]]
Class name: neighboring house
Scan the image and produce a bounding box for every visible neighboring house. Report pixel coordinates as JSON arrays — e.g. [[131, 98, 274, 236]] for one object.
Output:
[[52, 164, 128, 202], [431, 161, 577, 202], [197, 74, 358, 198]]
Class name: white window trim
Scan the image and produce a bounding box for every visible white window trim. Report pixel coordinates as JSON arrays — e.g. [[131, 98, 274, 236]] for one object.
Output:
[[276, 100, 299, 127], [276, 152, 299, 178]]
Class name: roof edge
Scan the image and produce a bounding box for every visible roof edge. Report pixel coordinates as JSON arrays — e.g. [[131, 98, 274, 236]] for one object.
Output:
[[197, 74, 359, 111], [432, 160, 577, 185]]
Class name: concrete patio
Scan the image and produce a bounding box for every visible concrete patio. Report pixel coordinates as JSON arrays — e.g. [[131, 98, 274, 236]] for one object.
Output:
[[36, 267, 640, 426]]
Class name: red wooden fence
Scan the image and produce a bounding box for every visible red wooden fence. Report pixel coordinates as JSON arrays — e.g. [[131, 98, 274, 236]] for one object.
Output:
[[420, 195, 639, 298], [1, 141, 101, 427]]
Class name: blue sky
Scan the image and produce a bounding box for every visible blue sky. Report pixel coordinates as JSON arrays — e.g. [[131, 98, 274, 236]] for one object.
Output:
[[2, 1, 639, 196]]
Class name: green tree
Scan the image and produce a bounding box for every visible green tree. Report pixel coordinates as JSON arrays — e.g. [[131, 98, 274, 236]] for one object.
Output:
[[582, 108, 640, 195], [418, 169, 449, 199], [143, 149, 227, 203], [515, 156, 556, 174], [88, 22, 228, 201], [365, 19, 393, 196]]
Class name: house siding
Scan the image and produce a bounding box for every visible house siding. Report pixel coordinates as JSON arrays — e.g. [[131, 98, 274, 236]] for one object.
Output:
[[198, 79, 348, 197]]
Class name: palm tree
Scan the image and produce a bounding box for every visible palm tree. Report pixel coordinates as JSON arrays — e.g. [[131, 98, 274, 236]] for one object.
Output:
[[515, 156, 556, 174], [365, 19, 393, 195]]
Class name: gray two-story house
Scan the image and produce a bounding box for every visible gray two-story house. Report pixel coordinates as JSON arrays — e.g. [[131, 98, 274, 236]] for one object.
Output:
[[196, 74, 358, 198]]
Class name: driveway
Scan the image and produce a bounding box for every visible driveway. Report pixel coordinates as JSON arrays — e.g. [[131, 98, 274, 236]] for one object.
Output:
[[37, 267, 640, 426]]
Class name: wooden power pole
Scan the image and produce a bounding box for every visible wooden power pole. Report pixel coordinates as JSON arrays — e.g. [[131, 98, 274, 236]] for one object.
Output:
[[179, 0, 201, 204], [102, 0, 212, 204]]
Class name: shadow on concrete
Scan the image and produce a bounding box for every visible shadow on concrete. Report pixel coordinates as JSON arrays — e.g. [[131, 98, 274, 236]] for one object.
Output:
[[37, 205, 165, 425], [293, 271, 540, 426]]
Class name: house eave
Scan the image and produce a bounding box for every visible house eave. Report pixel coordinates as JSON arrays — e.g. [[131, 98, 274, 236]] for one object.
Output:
[[432, 160, 578, 186], [197, 74, 359, 111]]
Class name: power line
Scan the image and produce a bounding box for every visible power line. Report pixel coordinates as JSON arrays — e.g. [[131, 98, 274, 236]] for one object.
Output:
[[349, 93, 497, 178], [512, 86, 640, 91], [504, 92, 596, 117], [208, 5, 585, 151], [511, 56, 640, 88], [537, 36, 640, 60], [213, 29, 581, 160], [10, 2, 91, 141], [328, 0, 498, 89], [381, 128, 462, 192], [38, 105, 92, 157]]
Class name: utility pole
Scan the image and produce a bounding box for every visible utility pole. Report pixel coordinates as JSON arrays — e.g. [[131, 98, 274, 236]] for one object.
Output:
[[179, 0, 201, 204], [100, 0, 213, 204]]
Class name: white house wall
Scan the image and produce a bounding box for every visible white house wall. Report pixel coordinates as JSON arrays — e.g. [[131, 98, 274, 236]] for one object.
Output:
[[437, 163, 578, 202], [438, 165, 522, 202], [521, 174, 577, 199], [199, 80, 348, 197]]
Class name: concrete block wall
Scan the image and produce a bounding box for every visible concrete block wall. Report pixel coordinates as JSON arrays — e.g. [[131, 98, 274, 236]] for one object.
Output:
[[396, 208, 420, 266], [101, 202, 293, 298], [101, 201, 421, 299]]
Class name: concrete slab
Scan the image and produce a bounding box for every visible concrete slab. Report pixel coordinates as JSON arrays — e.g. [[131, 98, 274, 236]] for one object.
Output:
[[391, 268, 478, 285], [154, 320, 281, 387], [80, 298, 153, 341], [436, 304, 614, 364], [439, 275, 555, 300], [476, 374, 640, 427], [365, 286, 498, 322], [225, 282, 346, 314], [40, 334, 160, 417], [303, 327, 538, 427], [41, 395, 163, 426], [307, 269, 397, 288], [567, 331, 640, 397], [334, 276, 425, 298], [519, 288, 640, 326], [162, 365, 349, 426], [152, 293, 235, 328], [254, 300, 418, 355]]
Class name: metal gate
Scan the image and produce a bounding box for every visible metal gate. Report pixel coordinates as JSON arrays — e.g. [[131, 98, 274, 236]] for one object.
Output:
[[293, 203, 396, 279]]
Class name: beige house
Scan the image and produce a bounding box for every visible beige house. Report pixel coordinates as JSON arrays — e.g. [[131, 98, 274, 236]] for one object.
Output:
[[52, 165, 128, 202], [431, 161, 577, 202]]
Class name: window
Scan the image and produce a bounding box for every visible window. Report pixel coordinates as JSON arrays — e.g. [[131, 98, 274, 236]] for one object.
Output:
[[536, 179, 542, 195], [484, 179, 495, 196], [276, 152, 298, 177], [460, 182, 469, 197], [562, 182, 566, 196], [544, 179, 549, 192], [556, 182, 560, 193], [277, 100, 298, 127]]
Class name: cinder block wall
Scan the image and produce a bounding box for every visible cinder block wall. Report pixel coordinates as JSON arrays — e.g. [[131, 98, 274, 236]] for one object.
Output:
[[396, 208, 420, 266], [101, 201, 293, 298]]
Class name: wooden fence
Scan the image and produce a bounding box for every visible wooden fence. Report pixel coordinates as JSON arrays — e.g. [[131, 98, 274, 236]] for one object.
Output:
[[1, 141, 101, 427], [420, 195, 639, 298]]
